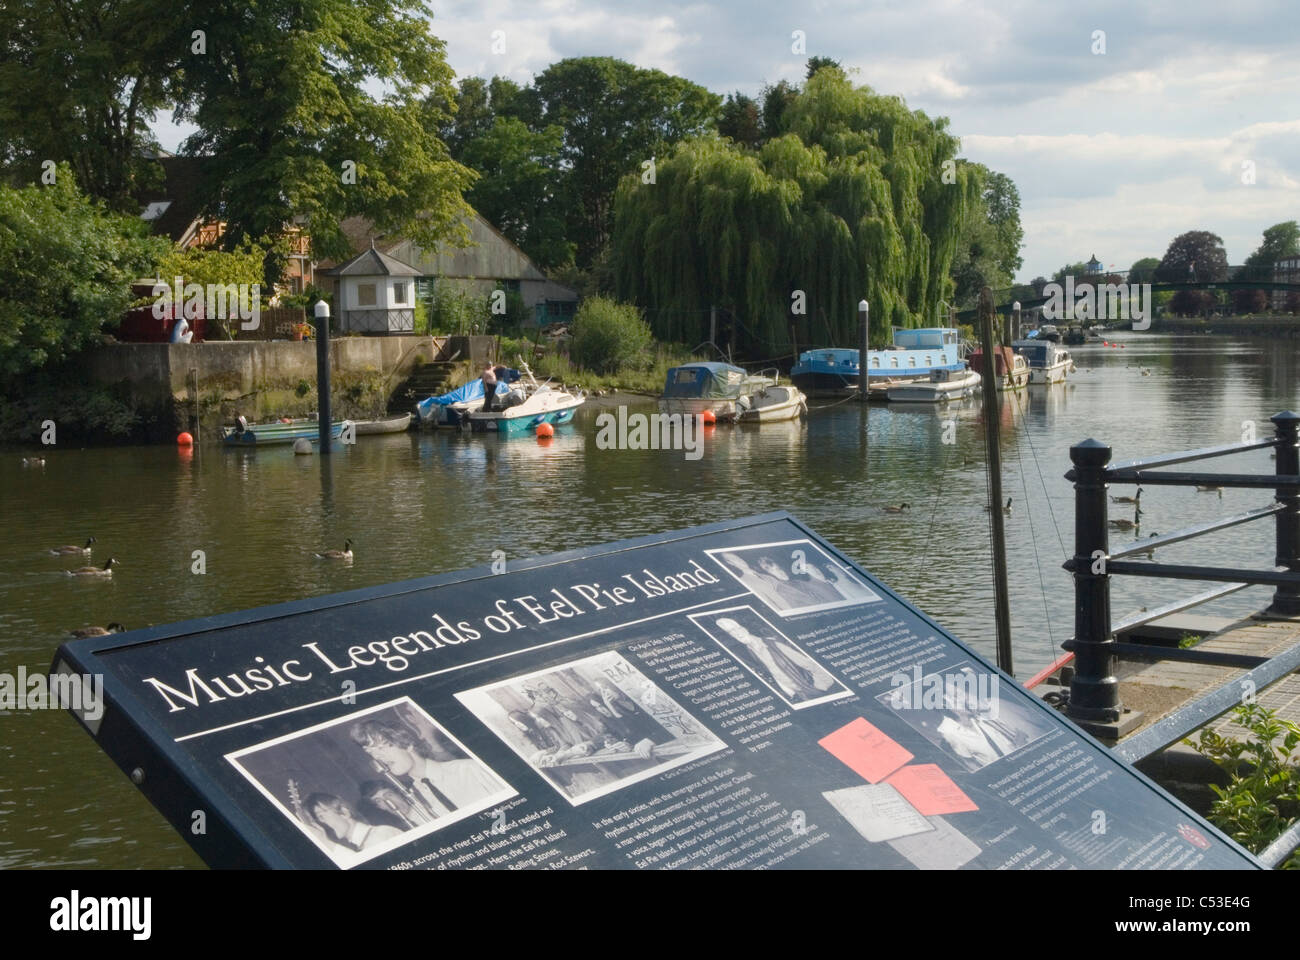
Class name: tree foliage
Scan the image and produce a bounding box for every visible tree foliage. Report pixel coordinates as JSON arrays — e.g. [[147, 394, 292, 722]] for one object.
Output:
[[570, 297, 652, 374], [1128, 257, 1160, 283], [718, 93, 764, 151], [0, 168, 166, 376], [171, 0, 476, 271], [528, 57, 721, 268], [0, 0, 181, 209], [1245, 220, 1300, 268], [611, 70, 978, 352], [951, 163, 1023, 308], [1156, 230, 1229, 282]]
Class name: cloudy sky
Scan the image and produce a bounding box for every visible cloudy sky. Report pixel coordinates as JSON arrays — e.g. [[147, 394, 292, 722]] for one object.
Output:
[[156, 0, 1300, 281]]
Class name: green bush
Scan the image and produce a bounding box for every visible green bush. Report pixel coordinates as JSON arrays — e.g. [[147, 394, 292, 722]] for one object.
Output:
[[429, 285, 489, 336], [1185, 702, 1300, 868], [569, 297, 651, 375]]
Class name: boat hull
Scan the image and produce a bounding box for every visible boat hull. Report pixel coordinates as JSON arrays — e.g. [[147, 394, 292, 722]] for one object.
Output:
[[471, 405, 579, 435], [222, 421, 348, 446], [354, 413, 412, 434], [886, 372, 981, 403], [657, 397, 743, 420], [737, 385, 807, 423], [1029, 361, 1070, 385]]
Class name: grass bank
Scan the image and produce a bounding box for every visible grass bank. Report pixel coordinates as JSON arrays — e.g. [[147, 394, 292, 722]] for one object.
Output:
[[496, 337, 703, 395]]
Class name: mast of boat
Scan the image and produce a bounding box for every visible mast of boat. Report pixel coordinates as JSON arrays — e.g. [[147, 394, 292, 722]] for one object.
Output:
[[977, 287, 1014, 673]]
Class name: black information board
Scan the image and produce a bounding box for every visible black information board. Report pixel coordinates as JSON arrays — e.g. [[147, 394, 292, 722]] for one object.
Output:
[[54, 513, 1258, 869]]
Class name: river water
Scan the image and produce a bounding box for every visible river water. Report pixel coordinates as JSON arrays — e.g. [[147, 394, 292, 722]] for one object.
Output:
[[1, 332, 1296, 868]]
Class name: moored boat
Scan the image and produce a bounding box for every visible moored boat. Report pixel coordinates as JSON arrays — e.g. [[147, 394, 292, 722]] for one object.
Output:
[[465, 366, 585, 436], [354, 413, 412, 435], [969, 346, 1030, 391], [737, 384, 808, 423], [222, 418, 351, 447], [416, 369, 521, 427], [790, 328, 964, 397], [658, 362, 773, 420], [886, 366, 981, 403], [1012, 339, 1073, 384]]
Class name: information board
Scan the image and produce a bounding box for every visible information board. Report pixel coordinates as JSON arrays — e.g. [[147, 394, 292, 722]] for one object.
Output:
[[54, 513, 1259, 869]]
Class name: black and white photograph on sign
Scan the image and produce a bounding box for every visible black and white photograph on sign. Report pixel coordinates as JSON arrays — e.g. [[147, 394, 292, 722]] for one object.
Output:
[[456, 651, 727, 805], [227, 698, 515, 869], [875, 663, 1056, 772], [689, 605, 853, 709], [705, 539, 882, 617]]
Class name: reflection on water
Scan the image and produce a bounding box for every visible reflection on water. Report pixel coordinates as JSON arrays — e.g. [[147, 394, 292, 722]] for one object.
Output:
[[0, 333, 1296, 867]]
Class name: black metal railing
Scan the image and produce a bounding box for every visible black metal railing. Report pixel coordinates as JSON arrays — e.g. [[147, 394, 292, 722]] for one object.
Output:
[[1061, 411, 1300, 747]]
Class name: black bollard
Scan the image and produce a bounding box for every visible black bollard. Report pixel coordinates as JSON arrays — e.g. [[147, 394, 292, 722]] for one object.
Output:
[[315, 300, 332, 453], [1269, 411, 1300, 615]]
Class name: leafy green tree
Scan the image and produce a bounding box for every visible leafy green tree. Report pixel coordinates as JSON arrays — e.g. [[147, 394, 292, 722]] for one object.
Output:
[[951, 163, 1023, 307], [459, 118, 573, 270], [529, 57, 721, 268], [0, 168, 166, 376], [1128, 257, 1160, 283], [718, 93, 764, 150], [612, 70, 976, 352], [1245, 221, 1300, 269], [805, 57, 842, 80], [0, 0, 183, 209], [759, 80, 799, 139], [172, 0, 476, 277]]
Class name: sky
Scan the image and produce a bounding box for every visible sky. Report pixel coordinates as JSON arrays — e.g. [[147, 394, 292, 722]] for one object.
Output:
[[153, 0, 1300, 282]]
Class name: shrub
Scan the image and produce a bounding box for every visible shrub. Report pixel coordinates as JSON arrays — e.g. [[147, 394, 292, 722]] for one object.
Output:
[[429, 285, 489, 335], [569, 297, 651, 374], [1185, 702, 1300, 869]]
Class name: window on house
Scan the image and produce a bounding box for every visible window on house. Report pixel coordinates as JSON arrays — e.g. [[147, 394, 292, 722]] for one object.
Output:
[[357, 283, 377, 307], [393, 282, 406, 305]]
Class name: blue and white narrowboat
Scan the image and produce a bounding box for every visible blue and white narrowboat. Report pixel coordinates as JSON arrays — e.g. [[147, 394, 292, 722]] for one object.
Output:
[[790, 328, 964, 397]]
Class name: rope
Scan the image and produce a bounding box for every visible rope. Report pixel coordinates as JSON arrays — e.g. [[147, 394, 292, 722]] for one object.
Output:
[[1009, 410, 1059, 662]]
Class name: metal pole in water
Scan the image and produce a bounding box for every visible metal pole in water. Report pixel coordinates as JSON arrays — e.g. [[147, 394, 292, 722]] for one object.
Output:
[[315, 299, 332, 453], [978, 287, 1013, 673], [857, 299, 869, 402]]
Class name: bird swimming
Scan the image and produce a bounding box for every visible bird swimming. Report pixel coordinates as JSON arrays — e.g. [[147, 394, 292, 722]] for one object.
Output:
[[67, 558, 118, 577], [50, 537, 96, 556], [1111, 488, 1142, 505], [68, 622, 126, 638], [882, 504, 909, 514], [315, 538, 354, 560]]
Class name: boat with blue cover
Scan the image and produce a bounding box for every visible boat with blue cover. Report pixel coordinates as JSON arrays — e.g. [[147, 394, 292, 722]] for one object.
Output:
[[658, 362, 775, 420], [416, 368, 522, 427], [790, 327, 964, 397]]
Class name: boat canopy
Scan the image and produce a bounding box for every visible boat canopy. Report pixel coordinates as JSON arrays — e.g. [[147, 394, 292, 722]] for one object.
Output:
[[661, 362, 751, 399], [417, 368, 520, 418]]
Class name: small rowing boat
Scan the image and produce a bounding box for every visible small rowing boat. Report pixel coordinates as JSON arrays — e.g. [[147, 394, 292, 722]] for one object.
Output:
[[222, 418, 351, 447]]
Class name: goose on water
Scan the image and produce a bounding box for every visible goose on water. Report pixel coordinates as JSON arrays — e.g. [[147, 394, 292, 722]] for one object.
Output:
[[1111, 488, 1142, 505], [984, 497, 1012, 514], [68, 622, 126, 638], [67, 558, 118, 577], [882, 504, 909, 514], [316, 539, 354, 560], [1109, 517, 1140, 531], [50, 537, 96, 556]]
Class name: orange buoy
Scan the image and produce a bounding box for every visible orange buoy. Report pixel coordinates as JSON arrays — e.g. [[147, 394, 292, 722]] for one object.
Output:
[[700, 410, 716, 425], [536, 422, 555, 438], [177, 432, 194, 446]]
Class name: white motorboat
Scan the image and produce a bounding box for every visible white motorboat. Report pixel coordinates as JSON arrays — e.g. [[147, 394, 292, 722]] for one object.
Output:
[[886, 366, 981, 403], [465, 365, 585, 435], [737, 384, 808, 422], [1013, 339, 1073, 384], [969, 346, 1030, 391]]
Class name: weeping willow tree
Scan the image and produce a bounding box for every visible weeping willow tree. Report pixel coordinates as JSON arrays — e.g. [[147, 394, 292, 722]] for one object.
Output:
[[612, 70, 980, 351]]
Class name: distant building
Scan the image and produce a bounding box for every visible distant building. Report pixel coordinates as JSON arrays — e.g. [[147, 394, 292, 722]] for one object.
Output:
[[1086, 254, 1103, 275], [136, 157, 578, 327], [317, 213, 579, 326], [322, 243, 421, 334], [1273, 257, 1300, 310]]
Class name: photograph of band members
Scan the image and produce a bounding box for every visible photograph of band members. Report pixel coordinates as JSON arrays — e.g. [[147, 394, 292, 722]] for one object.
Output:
[[457, 651, 726, 805], [874, 664, 1055, 773], [689, 606, 854, 709], [706, 539, 881, 617], [227, 698, 515, 869]]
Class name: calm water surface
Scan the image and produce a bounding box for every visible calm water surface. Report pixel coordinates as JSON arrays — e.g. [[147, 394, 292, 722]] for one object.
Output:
[[1, 332, 1296, 867]]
